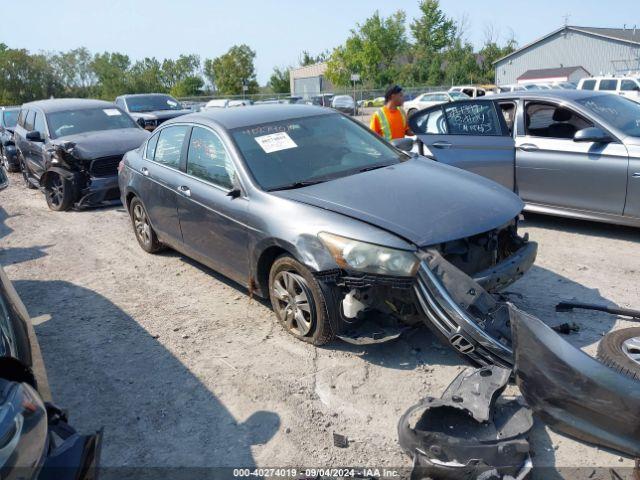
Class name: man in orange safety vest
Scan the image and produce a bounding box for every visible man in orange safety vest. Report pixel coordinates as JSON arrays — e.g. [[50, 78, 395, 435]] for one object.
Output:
[[369, 85, 411, 140]]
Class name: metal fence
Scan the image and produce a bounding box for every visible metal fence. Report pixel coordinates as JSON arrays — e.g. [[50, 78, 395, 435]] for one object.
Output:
[[177, 85, 450, 105]]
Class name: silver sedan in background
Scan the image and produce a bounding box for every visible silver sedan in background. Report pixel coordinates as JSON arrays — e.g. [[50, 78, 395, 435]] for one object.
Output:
[[410, 90, 640, 228]]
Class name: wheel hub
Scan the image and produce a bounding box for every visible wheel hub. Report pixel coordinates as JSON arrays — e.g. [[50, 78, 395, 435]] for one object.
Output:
[[622, 336, 640, 365], [272, 271, 313, 336]]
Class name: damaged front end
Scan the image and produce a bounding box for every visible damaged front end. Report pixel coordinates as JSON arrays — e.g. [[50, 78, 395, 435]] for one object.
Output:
[[42, 142, 122, 208], [315, 220, 536, 363]]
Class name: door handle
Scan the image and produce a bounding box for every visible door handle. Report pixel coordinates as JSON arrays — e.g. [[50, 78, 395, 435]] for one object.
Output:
[[518, 143, 539, 152], [177, 185, 191, 197], [140, 167, 149, 176], [632, 172, 640, 178], [432, 141, 452, 149]]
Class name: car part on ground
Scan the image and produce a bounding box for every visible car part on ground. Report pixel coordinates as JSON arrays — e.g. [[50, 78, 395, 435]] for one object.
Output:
[[556, 301, 640, 320], [597, 327, 640, 380], [512, 308, 640, 457], [398, 366, 533, 480]]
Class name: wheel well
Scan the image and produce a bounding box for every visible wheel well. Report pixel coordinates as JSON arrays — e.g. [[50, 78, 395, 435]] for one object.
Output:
[[125, 192, 137, 211], [256, 246, 290, 296]]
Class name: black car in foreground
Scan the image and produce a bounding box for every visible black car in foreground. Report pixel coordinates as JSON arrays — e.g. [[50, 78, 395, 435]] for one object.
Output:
[[115, 93, 191, 131], [14, 99, 149, 211], [0, 172, 102, 477], [1, 106, 20, 172]]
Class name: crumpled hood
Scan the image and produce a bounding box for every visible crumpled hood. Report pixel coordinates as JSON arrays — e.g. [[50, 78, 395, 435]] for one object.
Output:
[[272, 159, 524, 247], [53, 128, 150, 160], [130, 110, 191, 121]]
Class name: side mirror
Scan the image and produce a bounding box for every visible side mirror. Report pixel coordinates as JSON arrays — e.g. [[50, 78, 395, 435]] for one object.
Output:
[[573, 127, 613, 144], [226, 187, 242, 199], [26, 130, 44, 142], [136, 117, 146, 129], [391, 137, 414, 152]]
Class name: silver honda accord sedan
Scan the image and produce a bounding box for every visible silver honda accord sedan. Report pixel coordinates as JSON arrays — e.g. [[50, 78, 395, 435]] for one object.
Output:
[[411, 90, 640, 228], [118, 104, 538, 367]]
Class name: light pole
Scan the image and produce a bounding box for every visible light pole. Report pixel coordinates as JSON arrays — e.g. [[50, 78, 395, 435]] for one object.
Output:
[[350, 73, 360, 116]]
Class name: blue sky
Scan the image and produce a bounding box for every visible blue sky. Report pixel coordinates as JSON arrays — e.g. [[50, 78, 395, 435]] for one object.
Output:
[[1, 0, 639, 83]]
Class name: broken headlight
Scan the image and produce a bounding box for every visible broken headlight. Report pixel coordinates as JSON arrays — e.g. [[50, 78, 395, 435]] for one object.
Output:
[[0, 379, 48, 471], [318, 232, 419, 277]]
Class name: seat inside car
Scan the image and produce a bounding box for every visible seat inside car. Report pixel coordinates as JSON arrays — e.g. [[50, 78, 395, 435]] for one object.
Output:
[[547, 107, 576, 139]]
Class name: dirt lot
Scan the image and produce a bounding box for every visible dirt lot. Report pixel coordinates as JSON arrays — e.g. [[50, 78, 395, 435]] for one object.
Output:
[[1, 172, 639, 478]]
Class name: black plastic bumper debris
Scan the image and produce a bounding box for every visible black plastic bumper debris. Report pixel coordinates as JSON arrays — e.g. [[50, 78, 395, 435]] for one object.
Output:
[[512, 307, 640, 458], [398, 366, 533, 480]]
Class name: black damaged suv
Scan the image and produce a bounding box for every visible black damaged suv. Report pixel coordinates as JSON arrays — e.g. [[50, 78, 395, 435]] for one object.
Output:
[[14, 99, 149, 211]]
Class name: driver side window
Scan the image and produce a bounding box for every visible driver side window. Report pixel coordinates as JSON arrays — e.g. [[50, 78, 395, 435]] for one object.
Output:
[[186, 127, 236, 190], [525, 102, 593, 139]]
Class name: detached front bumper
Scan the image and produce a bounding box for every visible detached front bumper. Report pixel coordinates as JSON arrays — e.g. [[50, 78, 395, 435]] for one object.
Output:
[[76, 174, 121, 208], [414, 243, 538, 367]]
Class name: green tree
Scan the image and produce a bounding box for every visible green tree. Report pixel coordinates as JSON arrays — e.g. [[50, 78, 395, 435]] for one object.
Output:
[[268, 66, 290, 93], [299, 50, 328, 66], [204, 45, 258, 95], [477, 38, 517, 83], [170, 76, 204, 97], [0, 47, 60, 104], [128, 57, 164, 93], [325, 10, 408, 88], [443, 40, 481, 85], [51, 47, 96, 96], [91, 52, 131, 99], [409, 0, 456, 84], [161, 54, 200, 90]]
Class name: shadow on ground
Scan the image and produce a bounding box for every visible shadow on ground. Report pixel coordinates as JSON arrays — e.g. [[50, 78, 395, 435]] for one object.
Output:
[[523, 212, 639, 243], [15, 279, 280, 478]]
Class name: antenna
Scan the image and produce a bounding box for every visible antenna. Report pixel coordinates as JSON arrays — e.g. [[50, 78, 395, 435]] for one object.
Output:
[[563, 14, 571, 27]]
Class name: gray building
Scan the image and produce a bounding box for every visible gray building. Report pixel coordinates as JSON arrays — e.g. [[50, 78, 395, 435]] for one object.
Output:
[[289, 63, 333, 98], [495, 26, 640, 85]]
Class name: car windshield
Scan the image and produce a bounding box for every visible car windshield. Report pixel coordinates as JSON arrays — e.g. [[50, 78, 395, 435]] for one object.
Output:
[[577, 94, 640, 138], [47, 107, 138, 139], [232, 114, 405, 191], [126, 95, 183, 112], [449, 92, 470, 99], [2, 110, 18, 128]]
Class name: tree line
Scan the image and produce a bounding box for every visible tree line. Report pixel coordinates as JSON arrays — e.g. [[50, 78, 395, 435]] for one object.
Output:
[[0, 43, 261, 105]]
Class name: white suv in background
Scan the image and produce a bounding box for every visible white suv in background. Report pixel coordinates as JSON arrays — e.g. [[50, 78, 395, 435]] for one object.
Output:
[[577, 76, 640, 102]]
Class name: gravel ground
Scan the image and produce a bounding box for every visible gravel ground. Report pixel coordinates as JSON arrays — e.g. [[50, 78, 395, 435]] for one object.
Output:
[[1, 171, 639, 479]]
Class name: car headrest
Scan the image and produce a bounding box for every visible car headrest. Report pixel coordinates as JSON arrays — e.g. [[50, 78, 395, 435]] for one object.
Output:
[[552, 108, 572, 122]]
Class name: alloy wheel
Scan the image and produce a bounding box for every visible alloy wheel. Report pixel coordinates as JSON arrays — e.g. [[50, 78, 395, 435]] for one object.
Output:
[[46, 176, 64, 207], [133, 204, 151, 246], [272, 270, 313, 336], [622, 336, 640, 365]]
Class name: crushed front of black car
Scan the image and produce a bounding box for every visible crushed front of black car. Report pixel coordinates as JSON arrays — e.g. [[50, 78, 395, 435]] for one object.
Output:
[[41, 142, 122, 208], [314, 218, 536, 366]]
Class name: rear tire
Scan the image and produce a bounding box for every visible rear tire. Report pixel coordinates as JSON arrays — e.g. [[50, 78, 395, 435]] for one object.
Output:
[[129, 197, 164, 253], [44, 173, 74, 211], [597, 327, 640, 380], [269, 255, 334, 345]]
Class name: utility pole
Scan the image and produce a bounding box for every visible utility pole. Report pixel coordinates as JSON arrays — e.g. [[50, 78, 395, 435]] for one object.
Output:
[[350, 73, 360, 116]]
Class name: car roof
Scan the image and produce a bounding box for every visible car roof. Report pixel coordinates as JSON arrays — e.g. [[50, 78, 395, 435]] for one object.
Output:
[[118, 93, 174, 98], [164, 104, 335, 130], [21, 98, 116, 113], [489, 89, 605, 101]]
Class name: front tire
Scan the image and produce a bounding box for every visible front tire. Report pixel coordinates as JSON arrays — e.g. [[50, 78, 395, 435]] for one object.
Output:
[[19, 153, 36, 189], [44, 173, 74, 211], [129, 197, 164, 253], [269, 255, 334, 345]]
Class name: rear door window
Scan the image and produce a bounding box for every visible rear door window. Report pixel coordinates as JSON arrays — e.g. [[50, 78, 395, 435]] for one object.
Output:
[[410, 101, 505, 136], [186, 127, 235, 190], [153, 125, 189, 169], [599, 79, 618, 91]]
